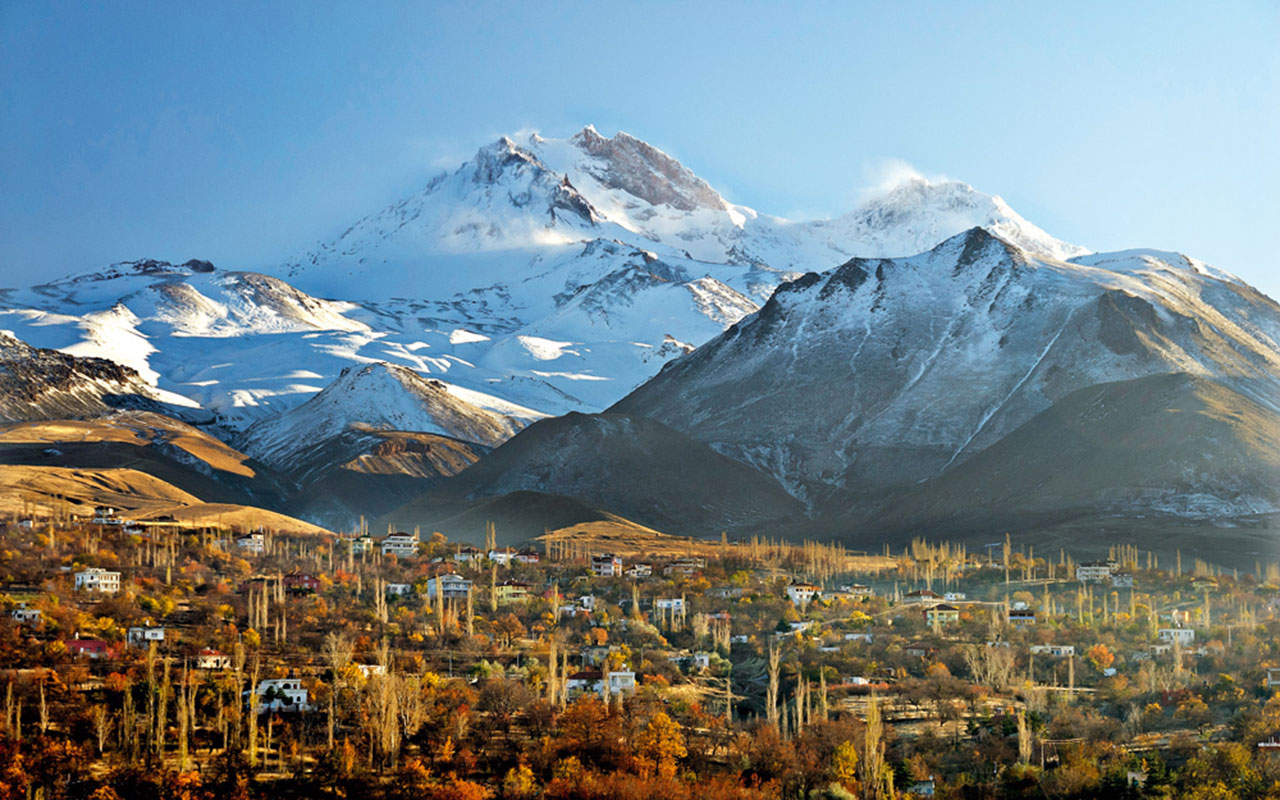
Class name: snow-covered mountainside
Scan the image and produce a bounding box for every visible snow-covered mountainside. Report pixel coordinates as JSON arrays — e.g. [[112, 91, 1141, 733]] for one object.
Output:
[[241, 361, 524, 469], [612, 227, 1280, 518], [0, 331, 170, 422], [1, 127, 1078, 436]]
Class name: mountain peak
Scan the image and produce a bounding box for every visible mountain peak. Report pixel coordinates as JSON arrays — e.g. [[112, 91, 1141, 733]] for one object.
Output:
[[568, 126, 724, 212], [839, 176, 1087, 262]]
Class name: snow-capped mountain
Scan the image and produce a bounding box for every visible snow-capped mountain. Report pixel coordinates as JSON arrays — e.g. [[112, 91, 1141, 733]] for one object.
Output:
[[1, 126, 1080, 438], [612, 227, 1280, 518], [241, 361, 524, 469]]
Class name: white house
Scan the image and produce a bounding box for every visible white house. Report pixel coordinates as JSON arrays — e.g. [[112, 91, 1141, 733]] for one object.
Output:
[[11, 604, 42, 625], [592, 554, 623, 577], [1266, 667, 1280, 688], [785, 582, 821, 607], [74, 567, 121, 594], [1111, 572, 1135, 588], [247, 678, 311, 711], [382, 532, 420, 558], [1076, 560, 1117, 582], [197, 648, 232, 670], [1158, 628, 1195, 645], [487, 548, 515, 566], [625, 563, 653, 579], [655, 597, 685, 613], [126, 625, 165, 647], [348, 534, 375, 555], [92, 506, 120, 524], [944, 592, 967, 602], [566, 668, 637, 698], [426, 573, 472, 600], [236, 533, 265, 554], [386, 583, 413, 596], [664, 557, 705, 576], [1030, 644, 1075, 658]]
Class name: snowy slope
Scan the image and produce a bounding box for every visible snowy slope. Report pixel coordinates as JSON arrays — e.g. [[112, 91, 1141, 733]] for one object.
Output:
[[241, 361, 526, 468], [613, 227, 1280, 516], [0, 331, 167, 422]]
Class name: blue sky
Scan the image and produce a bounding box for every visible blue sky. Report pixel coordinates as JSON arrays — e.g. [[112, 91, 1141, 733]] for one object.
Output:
[[3, 1, 1277, 297]]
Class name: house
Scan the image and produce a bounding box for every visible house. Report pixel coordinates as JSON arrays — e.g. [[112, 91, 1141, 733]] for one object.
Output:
[[664, 557, 705, 576], [496, 580, 531, 605], [905, 640, 940, 658], [903, 589, 942, 605], [842, 583, 873, 597], [669, 652, 712, 671], [452, 546, 482, 563], [1266, 667, 1280, 688], [11, 604, 42, 625], [591, 554, 623, 577], [730, 634, 750, 644], [655, 597, 685, 613], [197, 648, 232, 670], [1158, 628, 1195, 644], [385, 583, 413, 596], [382, 531, 420, 558], [944, 592, 967, 602], [844, 632, 873, 643], [66, 637, 116, 660], [1076, 560, 1117, 582], [74, 567, 121, 594], [1009, 608, 1037, 626], [126, 625, 165, 647], [786, 582, 821, 607], [1111, 571, 1135, 588], [925, 604, 960, 625], [283, 573, 320, 594], [786, 620, 817, 634], [579, 595, 596, 612], [92, 506, 119, 524], [488, 548, 516, 566], [906, 777, 936, 798], [236, 532, 266, 554], [248, 678, 311, 711], [566, 668, 637, 698], [707, 586, 743, 599], [348, 534, 375, 554], [625, 563, 653, 579], [1030, 644, 1075, 658], [426, 573, 472, 600], [513, 549, 540, 565], [355, 664, 387, 678]]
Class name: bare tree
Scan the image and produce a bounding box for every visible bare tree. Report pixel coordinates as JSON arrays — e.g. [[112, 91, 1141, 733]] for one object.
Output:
[[324, 632, 353, 748]]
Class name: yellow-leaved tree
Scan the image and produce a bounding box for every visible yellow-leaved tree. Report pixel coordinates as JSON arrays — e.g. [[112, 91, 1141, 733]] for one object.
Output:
[[634, 711, 687, 779]]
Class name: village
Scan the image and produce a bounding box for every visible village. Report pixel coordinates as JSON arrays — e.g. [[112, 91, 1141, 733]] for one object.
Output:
[[3, 511, 1280, 799]]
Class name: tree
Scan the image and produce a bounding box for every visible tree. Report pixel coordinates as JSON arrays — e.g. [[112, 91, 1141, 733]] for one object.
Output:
[[1086, 644, 1115, 671], [831, 739, 859, 792], [634, 711, 687, 779]]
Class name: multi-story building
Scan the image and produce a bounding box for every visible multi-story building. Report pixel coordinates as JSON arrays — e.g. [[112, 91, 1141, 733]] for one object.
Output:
[[785, 582, 821, 607], [426, 573, 472, 600], [74, 567, 121, 594], [236, 532, 266, 553], [1076, 560, 1117, 582], [496, 580, 531, 605], [381, 531, 420, 558], [1158, 627, 1195, 644], [126, 625, 165, 647], [591, 554, 623, 577], [925, 604, 960, 626], [248, 678, 311, 712]]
